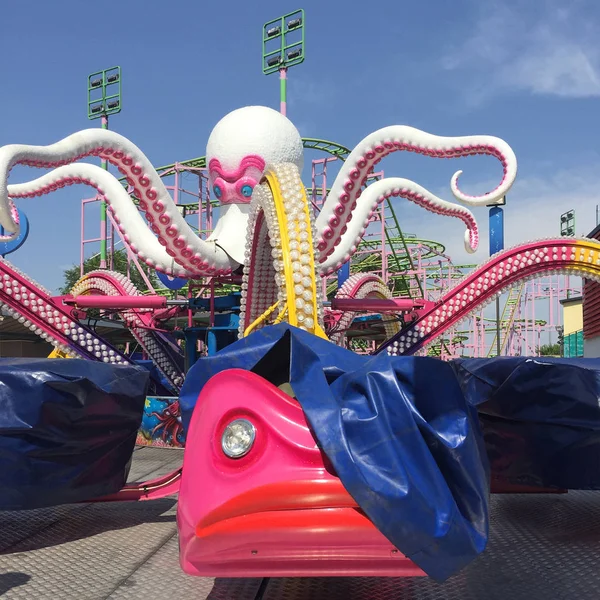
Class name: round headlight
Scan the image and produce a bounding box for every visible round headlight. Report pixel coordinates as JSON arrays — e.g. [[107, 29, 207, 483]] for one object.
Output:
[[221, 418, 256, 458]]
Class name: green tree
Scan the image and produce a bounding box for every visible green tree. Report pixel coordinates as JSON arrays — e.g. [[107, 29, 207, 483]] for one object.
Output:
[[538, 343, 561, 356], [59, 249, 158, 295]]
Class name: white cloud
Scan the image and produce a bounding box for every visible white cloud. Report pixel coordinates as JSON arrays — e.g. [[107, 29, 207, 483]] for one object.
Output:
[[395, 165, 600, 267], [443, 0, 600, 101], [287, 75, 336, 106]]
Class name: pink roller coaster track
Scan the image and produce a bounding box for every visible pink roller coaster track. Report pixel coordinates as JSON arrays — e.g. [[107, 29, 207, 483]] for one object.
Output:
[[0, 258, 132, 364], [0, 259, 183, 391], [68, 270, 184, 389], [378, 237, 599, 356]]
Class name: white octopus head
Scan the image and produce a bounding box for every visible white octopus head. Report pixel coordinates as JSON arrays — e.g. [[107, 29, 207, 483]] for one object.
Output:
[[206, 105, 304, 205], [205, 106, 304, 265]]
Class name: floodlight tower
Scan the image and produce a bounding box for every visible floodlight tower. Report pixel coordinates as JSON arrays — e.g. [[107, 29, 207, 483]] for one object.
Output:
[[262, 9, 305, 116], [560, 209, 575, 298], [560, 209, 575, 237], [87, 67, 122, 268]]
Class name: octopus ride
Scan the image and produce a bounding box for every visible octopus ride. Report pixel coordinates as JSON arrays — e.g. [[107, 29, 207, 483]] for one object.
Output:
[[2, 106, 600, 582]]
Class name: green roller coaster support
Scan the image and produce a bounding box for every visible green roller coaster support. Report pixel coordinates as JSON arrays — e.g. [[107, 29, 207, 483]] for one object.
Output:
[[382, 198, 423, 298], [487, 283, 525, 357], [426, 339, 454, 358]]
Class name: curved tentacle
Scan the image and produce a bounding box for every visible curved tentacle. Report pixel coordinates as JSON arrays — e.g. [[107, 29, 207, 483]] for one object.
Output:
[[0, 130, 236, 275], [0, 200, 20, 241], [315, 125, 516, 263], [8, 164, 195, 279], [319, 177, 479, 275], [330, 274, 400, 345], [376, 237, 600, 356]]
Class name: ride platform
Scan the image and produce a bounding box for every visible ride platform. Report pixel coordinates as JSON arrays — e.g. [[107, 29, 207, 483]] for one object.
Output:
[[1, 446, 599, 599]]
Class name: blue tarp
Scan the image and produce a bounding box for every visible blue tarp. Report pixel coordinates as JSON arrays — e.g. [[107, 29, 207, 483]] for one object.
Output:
[[0, 359, 149, 510], [180, 324, 490, 582], [452, 357, 600, 490], [134, 359, 175, 395]]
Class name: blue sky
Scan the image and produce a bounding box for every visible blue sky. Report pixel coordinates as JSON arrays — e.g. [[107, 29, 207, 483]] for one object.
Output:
[[1, 0, 600, 293]]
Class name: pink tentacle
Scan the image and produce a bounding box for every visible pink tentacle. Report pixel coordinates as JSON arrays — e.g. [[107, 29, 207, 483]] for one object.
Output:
[[317, 134, 514, 260], [2, 137, 232, 277]]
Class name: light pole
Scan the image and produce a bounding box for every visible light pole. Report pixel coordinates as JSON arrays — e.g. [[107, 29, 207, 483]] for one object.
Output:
[[262, 9, 305, 116], [87, 66, 122, 269], [489, 197, 506, 356], [560, 209, 575, 299]]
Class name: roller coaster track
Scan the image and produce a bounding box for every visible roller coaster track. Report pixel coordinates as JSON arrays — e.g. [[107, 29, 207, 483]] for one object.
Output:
[[71, 271, 185, 389], [0, 258, 132, 365], [487, 282, 525, 357], [0, 258, 183, 392], [377, 238, 600, 356], [329, 274, 400, 345]]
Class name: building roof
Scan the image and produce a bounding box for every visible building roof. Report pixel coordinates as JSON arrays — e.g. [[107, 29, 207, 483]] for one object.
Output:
[[560, 295, 583, 306], [588, 224, 600, 240]]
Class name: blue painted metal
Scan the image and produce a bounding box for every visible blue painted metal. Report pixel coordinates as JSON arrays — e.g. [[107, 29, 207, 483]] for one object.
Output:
[[184, 330, 198, 372], [338, 262, 350, 288], [489, 206, 504, 255], [180, 311, 240, 364], [354, 314, 383, 323], [489, 205, 505, 357], [156, 271, 188, 290], [207, 331, 218, 356], [188, 292, 241, 312], [0, 209, 29, 257]]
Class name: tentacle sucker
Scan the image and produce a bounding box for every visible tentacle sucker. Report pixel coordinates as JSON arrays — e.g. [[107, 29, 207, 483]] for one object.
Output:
[[0, 130, 238, 275], [8, 164, 195, 278], [319, 177, 480, 275], [315, 125, 516, 260]]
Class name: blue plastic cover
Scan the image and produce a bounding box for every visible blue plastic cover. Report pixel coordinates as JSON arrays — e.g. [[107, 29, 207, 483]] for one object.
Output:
[[452, 356, 600, 490], [134, 359, 176, 395], [0, 359, 149, 510], [181, 324, 489, 582]]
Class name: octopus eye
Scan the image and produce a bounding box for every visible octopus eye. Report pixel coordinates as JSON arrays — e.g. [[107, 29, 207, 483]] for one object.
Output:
[[213, 184, 222, 199], [241, 184, 253, 198]]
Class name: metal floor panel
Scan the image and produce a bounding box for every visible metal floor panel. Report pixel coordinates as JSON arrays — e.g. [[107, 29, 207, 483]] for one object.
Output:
[[105, 537, 263, 600], [261, 492, 600, 600], [1, 447, 600, 599], [0, 447, 263, 600], [126, 446, 184, 481]]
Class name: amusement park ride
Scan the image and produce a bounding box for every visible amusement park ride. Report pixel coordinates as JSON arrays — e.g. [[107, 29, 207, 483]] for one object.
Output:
[[1, 8, 599, 596]]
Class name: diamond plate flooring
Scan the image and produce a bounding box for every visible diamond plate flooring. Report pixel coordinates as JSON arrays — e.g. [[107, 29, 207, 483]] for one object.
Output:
[[0, 447, 262, 600], [1, 446, 600, 599], [262, 491, 600, 600]]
